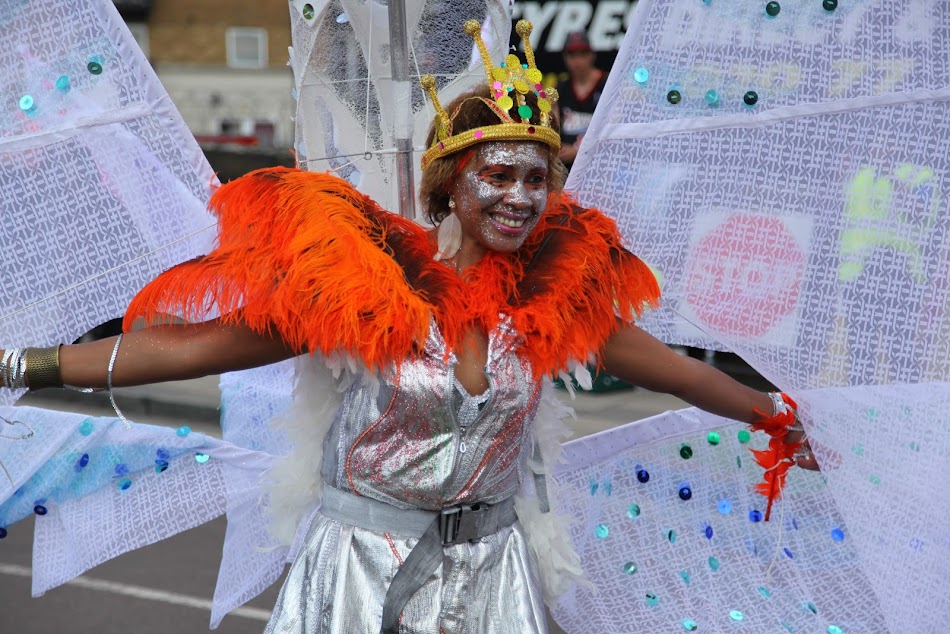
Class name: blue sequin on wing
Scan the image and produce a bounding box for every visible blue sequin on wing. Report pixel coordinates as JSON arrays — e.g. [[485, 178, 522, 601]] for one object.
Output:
[[0, 415, 206, 528]]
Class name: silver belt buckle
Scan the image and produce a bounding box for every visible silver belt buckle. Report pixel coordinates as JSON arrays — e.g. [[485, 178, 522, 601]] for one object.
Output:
[[439, 503, 485, 545]]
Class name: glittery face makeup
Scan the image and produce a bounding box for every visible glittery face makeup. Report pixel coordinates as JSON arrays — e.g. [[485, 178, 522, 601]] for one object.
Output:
[[450, 141, 549, 253]]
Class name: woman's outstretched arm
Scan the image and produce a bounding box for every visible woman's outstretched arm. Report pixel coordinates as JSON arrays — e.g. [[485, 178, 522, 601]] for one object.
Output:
[[600, 323, 772, 423], [12, 318, 297, 390], [600, 323, 818, 470]]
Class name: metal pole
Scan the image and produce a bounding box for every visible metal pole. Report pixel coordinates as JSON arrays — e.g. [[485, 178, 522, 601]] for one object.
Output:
[[387, 0, 416, 219]]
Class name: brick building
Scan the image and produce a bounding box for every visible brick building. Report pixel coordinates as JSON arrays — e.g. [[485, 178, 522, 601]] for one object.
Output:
[[114, 0, 296, 160]]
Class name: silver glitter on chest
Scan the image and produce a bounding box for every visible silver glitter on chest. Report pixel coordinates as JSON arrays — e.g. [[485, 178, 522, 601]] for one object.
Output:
[[321, 318, 539, 510]]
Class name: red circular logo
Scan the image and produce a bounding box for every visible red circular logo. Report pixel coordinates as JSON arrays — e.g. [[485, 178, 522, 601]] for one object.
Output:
[[684, 214, 805, 338]]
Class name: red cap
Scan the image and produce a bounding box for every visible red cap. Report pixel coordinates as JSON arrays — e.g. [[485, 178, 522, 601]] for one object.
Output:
[[564, 31, 592, 53]]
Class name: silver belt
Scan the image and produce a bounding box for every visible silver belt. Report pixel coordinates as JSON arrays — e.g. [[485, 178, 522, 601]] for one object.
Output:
[[318, 485, 518, 633]]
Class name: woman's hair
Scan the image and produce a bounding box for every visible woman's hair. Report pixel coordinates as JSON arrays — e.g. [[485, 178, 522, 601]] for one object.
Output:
[[419, 85, 567, 225]]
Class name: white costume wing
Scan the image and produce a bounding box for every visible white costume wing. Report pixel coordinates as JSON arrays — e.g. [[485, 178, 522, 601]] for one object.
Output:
[[552, 1, 950, 632], [0, 0, 268, 625], [286, 0, 512, 213], [0, 0, 216, 382]]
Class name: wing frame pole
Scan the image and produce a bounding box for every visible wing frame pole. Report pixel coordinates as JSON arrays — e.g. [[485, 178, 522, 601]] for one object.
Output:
[[387, 0, 416, 219]]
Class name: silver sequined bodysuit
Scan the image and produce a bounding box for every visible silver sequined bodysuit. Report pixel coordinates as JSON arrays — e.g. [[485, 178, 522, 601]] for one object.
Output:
[[264, 321, 547, 634]]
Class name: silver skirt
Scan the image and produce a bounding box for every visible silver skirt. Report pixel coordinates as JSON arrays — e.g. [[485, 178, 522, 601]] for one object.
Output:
[[263, 511, 548, 634]]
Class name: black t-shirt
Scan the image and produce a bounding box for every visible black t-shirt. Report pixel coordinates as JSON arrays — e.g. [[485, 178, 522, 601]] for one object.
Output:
[[557, 70, 608, 161]]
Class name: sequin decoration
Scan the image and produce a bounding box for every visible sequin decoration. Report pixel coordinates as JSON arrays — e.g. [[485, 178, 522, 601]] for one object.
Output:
[[765, 1, 781, 17], [155, 459, 169, 473], [645, 593, 660, 607], [55, 75, 70, 93], [302, 3, 315, 19], [749, 509, 763, 522], [737, 429, 751, 443], [828, 626, 843, 634], [590, 481, 599, 496], [704, 90, 720, 106], [784, 547, 794, 559], [729, 610, 744, 621], [667, 89, 682, 105], [34, 504, 48, 515], [19, 95, 36, 114], [0, 527, 7, 539], [176, 425, 191, 437], [336, 12, 349, 23], [679, 444, 693, 459], [704, 525, 713, 539], [707, 431, 720, 445], [718, 499, 733, 514], [682, 619, 698, 631], [156, 448, 170, 460], [75, 453, 89, 471], [636, 468, 650, 483], [79, 420, 94, 436], [633, 67, 649, 84], [114, 463, 129, 476], [517, 104, 532, 119], [679, 571, 691, 584], [758, 586, 772, 598], [117, 477, 132, 491], [708, 556, 720, 571], [195, 452, 210, 464], [623, 561, 638, 575], [831, 527, 845, 541], [474, 130, 484, 139], [627, 503, 641, 518], [87, 58, 103, 75], [678, 483, 692, 500], [822, 0, 837, 10], [743, 91, 759, 106], [667, 529, 677, 543], [803, 601, 818, 614]]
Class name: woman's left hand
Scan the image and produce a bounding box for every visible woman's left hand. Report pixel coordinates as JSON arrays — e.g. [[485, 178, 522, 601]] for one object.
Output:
[[787, 427, 821, 471]]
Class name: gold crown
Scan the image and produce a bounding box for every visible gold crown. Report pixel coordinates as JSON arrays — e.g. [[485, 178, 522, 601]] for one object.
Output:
[[419, 19, 561, 170]]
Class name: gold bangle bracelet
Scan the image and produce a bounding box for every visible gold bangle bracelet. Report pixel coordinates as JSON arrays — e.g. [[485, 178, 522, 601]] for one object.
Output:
[[25, 345, 63, 390]]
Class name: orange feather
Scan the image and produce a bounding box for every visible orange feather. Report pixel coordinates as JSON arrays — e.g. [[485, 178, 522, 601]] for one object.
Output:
[[124, 167, 661, 378]]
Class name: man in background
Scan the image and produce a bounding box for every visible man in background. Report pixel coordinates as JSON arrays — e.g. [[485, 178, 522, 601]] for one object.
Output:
[[556, 31, 608, 170]]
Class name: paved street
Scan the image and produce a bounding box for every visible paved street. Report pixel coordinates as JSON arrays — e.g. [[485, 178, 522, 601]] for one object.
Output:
[[1, 376, 687, 634]]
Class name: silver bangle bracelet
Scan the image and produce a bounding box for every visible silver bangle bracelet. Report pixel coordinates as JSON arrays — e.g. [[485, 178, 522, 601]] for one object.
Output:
[[107, 334, 131, 429], [0, 349, 13, 387], [2, 348, 27, 389]]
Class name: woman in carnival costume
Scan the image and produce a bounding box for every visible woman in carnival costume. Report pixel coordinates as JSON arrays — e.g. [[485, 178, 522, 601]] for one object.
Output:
[[0, 20, 815, 634]]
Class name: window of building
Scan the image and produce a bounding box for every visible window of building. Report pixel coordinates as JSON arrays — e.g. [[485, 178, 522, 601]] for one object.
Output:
[[126, 23, 150, 57], [226, 27, 268, 69], [254, 121, 276, 146]]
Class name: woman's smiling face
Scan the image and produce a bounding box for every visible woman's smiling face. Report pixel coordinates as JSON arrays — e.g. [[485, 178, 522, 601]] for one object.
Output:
[[450, 141, 549, 253]]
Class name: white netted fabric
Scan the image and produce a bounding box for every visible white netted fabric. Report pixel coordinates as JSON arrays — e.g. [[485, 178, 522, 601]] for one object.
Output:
[[287, 0, 512, 214], [0, 406, 271, 597], [0, 0, 216, 406], [556, 0, 950, 632]]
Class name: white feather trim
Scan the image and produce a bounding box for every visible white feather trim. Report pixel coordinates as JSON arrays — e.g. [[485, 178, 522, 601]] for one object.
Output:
[[558, 359, 595, 397], [516, 380, 591, 605], [263, 354, 352, 546]]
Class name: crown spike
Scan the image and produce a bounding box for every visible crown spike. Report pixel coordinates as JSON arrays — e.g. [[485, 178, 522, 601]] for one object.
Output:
[[420, 74, 451, 140], [418, 20, 561, 170], [464, 20, 494, 83], [515, 20, 537, 70]]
